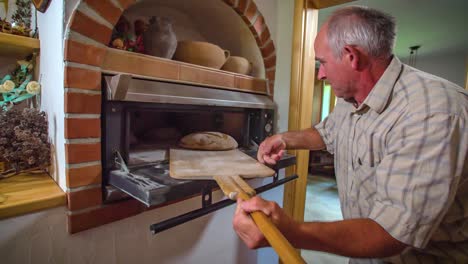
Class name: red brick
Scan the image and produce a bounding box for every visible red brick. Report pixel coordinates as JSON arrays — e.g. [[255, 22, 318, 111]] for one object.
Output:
[[223, 0, 236, 7], [241, 15, 251, 25], [260, 40, 275, 58], [118, 0, 136, 10], [253, 14, 265, 38], [244, 1, 257, 23], [67, 187, 102, 211], [264, 54, 276, 69], [268, 80, 275, 97], [64, 92, 101, 114], [266, 68, 276, 81], [64, 39, 106, 67], [64, 66, 101, 90], [259, 27, 271, 46], [236, 0, 249, 13], [84, 0, 122, 25], [66, 142, 101, 164], [236, 76, 268, 94], [67, 199, 143, 233], [66, 164, 102, 188], [255, 35, 262, 46], [69, 10, 112, 44], [65, 118, 101, 139]]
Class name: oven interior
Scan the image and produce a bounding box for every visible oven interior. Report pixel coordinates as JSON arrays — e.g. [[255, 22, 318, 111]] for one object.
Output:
[[128, 109, 248, 165]]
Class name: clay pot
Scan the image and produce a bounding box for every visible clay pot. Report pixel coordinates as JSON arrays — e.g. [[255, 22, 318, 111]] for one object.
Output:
[[144, 16, 177, 59], [173, 41, 230, 69], [221, 56, 253, 75]]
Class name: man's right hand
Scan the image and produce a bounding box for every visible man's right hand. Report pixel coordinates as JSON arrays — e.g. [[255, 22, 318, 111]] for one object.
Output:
[[257, 134, 286, 165]]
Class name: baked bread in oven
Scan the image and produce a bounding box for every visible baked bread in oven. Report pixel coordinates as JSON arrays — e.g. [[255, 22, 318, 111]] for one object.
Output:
[[179, 131, 238, 150]]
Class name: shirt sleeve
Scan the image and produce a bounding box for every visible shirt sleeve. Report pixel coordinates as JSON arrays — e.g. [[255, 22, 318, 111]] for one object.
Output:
[[314, 100, 344, 154], [368, 112, 465, 248]]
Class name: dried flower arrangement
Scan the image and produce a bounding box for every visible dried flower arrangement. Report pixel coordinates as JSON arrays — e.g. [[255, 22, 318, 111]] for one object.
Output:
[[0, 0, 34, 37], [0, 108, 50, 179], [1, 56, 41, 111]]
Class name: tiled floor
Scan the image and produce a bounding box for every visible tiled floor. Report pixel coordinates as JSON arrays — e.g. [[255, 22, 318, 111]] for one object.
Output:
[[301, 174, 349, 264]]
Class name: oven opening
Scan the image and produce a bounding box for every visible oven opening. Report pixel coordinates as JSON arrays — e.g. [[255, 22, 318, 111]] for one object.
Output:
[[100, 75, 297, 233], [128, 110, 247, 165], [101, 75, 292, 210]]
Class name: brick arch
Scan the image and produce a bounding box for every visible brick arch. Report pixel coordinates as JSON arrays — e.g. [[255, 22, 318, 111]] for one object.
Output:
[[63, 0, 276, 232], [65, 0, 277, 88], [224, 0, 277, 88]]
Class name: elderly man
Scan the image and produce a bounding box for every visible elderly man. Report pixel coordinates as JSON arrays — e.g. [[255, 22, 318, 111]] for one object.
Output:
[[233, 6, 468, 263]]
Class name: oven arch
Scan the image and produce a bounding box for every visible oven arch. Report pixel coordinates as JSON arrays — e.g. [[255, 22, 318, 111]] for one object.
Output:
[[63, 0, 277, 233]]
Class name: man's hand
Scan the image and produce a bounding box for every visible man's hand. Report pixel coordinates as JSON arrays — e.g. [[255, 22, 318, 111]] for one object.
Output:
[[257, 134, 287, 164], [233, 197, 407, 257], [232, 196, 296, 249]]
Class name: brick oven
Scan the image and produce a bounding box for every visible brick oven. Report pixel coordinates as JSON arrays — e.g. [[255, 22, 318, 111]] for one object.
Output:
[[54, 0, 286, 233]]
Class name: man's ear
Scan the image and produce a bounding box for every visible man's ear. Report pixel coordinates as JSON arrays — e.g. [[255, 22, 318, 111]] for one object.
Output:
[[343, 45, 361, 70]]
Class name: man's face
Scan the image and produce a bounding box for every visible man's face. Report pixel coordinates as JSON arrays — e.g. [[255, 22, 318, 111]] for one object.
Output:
[[314, 26, 356, 101]]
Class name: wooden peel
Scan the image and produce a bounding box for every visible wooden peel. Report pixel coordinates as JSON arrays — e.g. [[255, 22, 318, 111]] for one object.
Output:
[[170, 149, 305, 264], [213, 174, 305, 264]]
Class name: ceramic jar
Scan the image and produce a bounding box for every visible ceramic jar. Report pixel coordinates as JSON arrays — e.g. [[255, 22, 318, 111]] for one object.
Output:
[[173, 41, 230, 69], [221, 56, 252, 75], [143, 16, 177, 59]]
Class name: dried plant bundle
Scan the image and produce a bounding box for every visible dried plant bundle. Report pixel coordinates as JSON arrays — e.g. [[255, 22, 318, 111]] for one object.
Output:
[[0, 108, 50, 178]]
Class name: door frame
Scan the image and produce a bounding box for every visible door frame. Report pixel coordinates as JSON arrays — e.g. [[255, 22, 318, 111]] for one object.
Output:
[[283, 0, 355, 222]]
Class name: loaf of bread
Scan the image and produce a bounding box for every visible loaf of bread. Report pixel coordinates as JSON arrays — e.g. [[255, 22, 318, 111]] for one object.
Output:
[[178, 131, 238, 150]]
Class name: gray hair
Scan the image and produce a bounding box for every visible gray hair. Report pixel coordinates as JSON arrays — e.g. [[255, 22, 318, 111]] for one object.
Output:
[[327, 6, 396, 59]]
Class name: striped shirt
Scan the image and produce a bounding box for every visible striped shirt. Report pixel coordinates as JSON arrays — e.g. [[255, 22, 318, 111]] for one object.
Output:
[[315, 56, 468, 264]]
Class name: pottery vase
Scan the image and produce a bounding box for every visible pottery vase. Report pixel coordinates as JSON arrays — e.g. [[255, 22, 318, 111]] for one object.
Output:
[[221, 56, 253, 75], [143, 16, 177, 59], [173, 41, 230, 69]]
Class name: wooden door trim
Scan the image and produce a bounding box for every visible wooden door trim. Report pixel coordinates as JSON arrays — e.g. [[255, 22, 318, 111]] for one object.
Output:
[[283, 0, 355, 223]]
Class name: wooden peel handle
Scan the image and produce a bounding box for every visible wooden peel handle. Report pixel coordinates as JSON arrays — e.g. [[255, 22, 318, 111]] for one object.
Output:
[[236, 191, 306, 264]]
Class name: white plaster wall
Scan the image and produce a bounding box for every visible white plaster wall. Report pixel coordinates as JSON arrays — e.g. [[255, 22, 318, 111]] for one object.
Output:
[[401, 50, 467, 88], [37, 0, 66, 189], [0, 187, 284, 264], [266, 0, 294, 133]]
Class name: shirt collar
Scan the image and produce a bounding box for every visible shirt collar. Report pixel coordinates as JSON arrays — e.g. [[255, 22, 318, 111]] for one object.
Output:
[[356, 56, 403, 114]]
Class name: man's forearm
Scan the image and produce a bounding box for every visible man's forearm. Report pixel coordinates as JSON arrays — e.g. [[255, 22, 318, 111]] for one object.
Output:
[[280, 127, 326, 150], [288, 218, 406, 258]]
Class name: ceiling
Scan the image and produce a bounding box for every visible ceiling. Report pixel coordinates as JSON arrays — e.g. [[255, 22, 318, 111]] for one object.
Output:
[[317, 0, 468, 61]]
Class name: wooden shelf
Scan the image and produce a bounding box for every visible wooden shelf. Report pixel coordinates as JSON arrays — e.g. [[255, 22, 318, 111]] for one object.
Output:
[[0, 172, 66, 219], [0, 32, 40, 58], [101, 48, 270, 95]]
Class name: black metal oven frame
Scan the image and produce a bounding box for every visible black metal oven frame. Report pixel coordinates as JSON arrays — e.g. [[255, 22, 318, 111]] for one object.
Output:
[[101, 75, 297, 234]]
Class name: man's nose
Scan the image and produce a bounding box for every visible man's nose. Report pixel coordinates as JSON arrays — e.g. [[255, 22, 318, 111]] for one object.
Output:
[[317, 65, 326, 80]]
